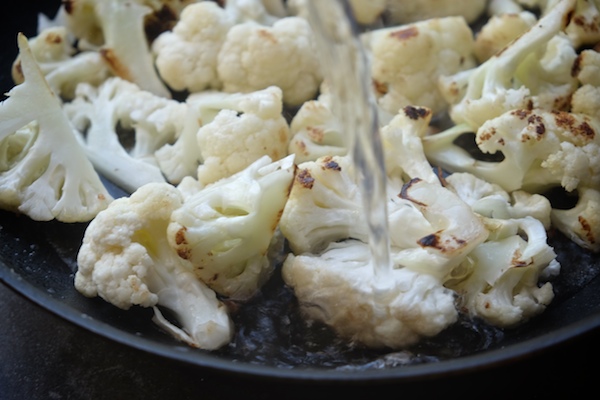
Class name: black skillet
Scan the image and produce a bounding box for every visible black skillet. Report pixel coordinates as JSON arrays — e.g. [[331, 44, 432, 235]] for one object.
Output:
[[1, 0, 599, 384]]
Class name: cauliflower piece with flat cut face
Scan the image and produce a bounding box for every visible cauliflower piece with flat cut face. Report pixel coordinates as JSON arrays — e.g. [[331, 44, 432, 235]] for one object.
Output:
[[217, 16, 323, 107], [447, 216, 559, 327], [193, 86, 291, 186], [75, 182, 233, 349], [168, 155, 296, 301], [445, 172, 553, 229], [64, 76, 187, 193], [152, 1, 235, 93], [551, 187, 600, 252], [473, 11, 537, 63], [0, 33, 112, 222], [287, 89, 347, 163], [363, 16, 477, 116], [282, 239, 459, 349]]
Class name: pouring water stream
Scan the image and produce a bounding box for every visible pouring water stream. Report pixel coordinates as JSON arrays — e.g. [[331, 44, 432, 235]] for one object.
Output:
[[306, 1, 393, 290]]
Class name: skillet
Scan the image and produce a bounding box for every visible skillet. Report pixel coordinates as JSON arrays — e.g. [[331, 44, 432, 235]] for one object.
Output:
[[1, 0, 599, 384]]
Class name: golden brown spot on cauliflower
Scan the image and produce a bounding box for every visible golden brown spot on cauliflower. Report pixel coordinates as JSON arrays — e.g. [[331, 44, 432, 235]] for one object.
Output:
[[100, 48, 133, 81], [373, 79, 388, 95], [390, 26, 419, 40], [321, 156, 341, 171], [258, 29, 278, 44], [45, 32, 63, 45], [511, 109, 532, 120], [307, 126, 325, 142], [175, 227, 187, 246], [579, 216, 596, 245]]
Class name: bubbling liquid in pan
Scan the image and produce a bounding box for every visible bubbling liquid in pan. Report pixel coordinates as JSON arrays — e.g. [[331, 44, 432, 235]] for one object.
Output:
[[306, 0, 393, 290]]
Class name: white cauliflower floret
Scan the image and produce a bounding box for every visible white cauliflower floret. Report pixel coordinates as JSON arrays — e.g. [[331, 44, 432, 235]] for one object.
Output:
[[287, 89, 346, 163], [424, 108, 600, 194], [0, 33, 112, 222], [439, 0, 578, 130], [75, 182, 233, 349], [217, 16, 323, 107], [363, 16, 477, 116], [191, 86, 291, 186], [447, 216, 559, 327], [473, 11, 537, 63], [60, 0, 171, 97], [551, 187, 600, 252], [380, 105, 439, 183], [445, 172, 553, 229], [152, 1, 235, 93], [64, 76, 187, 193], [281, 154, 489, 280], [11, 26, 110, 99], [61, 0, 198, 46], [282, 239, 459, 349], [167, 155, 295, 301], [385, 0, 487, 25], [562, 0, 600, 48], [571, 49, 600, 120]]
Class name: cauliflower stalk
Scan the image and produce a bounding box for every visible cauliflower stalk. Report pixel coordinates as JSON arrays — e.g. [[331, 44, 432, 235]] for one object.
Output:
[[64, 76, 187, 193], [168, 155, 296, 301], [0, 33, 112, 222], [75, 182, 233, 349]]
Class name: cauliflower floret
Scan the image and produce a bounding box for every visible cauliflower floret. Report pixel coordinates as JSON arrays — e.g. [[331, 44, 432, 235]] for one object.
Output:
[[152, 1, 235, 93], [363, 16, 477, 116], [425, 108, 600, 194], [74, 182, 233, 349], [282, 239, 459, 349], [281, 154, 489, 280], [287, 89, 346, 163], [11, 26, 110, 100], [59, 0, 171, 97], [167, 155, 296, 300], [217, 16, 323, 107], [562, 0, 600, 48], [0, 34, 112, 222], [551, 187, 599, 252], [192, 86, 291, 186], [447, 216, 559, 327], [571, 49, 600, 120], [380, 105, 439, 183], [445, 172, 553, 229], [385, 0, 487, 25], [61, 0, 197, 46], [473, 11, 537, 63], [439, 0, 578, 130], [64, 76, 187, 193]]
